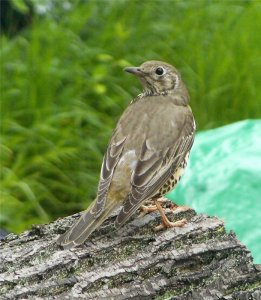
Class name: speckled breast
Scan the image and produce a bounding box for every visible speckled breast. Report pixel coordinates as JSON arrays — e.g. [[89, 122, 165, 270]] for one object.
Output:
[[157, 152, 190, 196]]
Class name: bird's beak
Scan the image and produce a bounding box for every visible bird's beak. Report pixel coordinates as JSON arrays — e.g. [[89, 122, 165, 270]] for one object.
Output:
[[124, 67, 143, 76]]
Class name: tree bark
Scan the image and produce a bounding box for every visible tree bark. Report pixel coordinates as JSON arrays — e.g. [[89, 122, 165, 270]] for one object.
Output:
[[0, 200, 260, 299]]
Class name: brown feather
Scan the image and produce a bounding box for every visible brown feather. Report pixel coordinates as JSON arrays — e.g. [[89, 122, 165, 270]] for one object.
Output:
[[57, 60, 196, 248]]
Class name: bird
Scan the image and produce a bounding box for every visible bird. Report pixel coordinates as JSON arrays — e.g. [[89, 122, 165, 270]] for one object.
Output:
[[57, 60, 196, 249]]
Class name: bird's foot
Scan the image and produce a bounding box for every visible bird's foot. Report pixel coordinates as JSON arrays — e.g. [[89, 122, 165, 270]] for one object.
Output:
[[139, 204, 158, 217], [139, 197, 169, 217], [139, 197, 191, 230], [170, 204, 192, 214], [154, 218, 187, 232], [153, 198, 188, 232]]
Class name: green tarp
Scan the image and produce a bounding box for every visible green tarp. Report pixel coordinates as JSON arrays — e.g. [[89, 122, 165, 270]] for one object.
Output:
[[167, 120, 261, 263]]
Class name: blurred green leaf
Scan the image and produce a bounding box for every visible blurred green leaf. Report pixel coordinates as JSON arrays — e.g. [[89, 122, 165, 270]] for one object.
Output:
[[11, 0, 30, 13]]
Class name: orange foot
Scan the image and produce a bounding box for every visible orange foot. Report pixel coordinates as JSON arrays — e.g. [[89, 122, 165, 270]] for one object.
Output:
[[139, 197, 167, 217], [153, 199, 188, 231], [140, 197, 192, 231]]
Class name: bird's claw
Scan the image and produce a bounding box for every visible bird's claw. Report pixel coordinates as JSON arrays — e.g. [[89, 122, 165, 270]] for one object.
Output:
[[170, 205, 192, 213], [139, 204, 158, 217], [139, 197, 170, 217], [154, 218, 187, 232]]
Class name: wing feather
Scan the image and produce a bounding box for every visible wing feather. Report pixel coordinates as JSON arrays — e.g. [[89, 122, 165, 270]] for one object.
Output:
[[95, 136, 126, 217], [115, 113, 195, 227]]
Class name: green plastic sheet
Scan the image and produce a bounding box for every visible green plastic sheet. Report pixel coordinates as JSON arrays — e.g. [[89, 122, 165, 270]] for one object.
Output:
[[167, 120, 261, 263]]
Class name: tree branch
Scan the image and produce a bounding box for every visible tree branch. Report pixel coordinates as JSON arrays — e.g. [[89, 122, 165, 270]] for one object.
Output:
[[0, 200, 260, 299]]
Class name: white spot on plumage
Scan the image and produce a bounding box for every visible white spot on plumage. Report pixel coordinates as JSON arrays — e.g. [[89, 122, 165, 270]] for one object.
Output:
[[118, 150, 137, 170], [170, 120, 176, 128], [193, 118, 196, 130], [145, 139, 153, 150], [174, 74, 180, 89]]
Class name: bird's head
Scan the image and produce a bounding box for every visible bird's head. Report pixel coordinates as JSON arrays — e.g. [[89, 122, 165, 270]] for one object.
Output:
[[124, 60, 184, 96]]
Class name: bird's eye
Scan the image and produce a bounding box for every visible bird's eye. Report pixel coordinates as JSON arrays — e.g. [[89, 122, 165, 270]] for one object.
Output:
[[155, 67, 165, 76]]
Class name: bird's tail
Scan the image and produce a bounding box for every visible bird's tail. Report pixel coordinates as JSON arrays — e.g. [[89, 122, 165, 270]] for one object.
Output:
[[56, 199, 120, 249]]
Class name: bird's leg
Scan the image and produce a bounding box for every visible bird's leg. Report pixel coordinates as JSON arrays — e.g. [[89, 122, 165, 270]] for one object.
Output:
[[139, 197, 168, 217], [139, 197, 191, 230], [153, 198, 188, 232], [140, 196, 190, 215], [139, 204, 158, 216]]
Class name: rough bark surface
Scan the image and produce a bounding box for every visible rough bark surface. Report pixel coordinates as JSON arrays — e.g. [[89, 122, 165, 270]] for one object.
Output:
[[0, 201, 260, 300]]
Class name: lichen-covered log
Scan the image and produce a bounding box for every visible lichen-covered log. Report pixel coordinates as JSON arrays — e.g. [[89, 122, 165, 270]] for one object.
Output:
[[0, 200, 260, 299]]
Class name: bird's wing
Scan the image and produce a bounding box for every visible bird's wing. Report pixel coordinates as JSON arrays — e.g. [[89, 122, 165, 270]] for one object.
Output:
[[56, 133, 127, 248], [94, 135, 126, 217], [115, 111, 195, 228]]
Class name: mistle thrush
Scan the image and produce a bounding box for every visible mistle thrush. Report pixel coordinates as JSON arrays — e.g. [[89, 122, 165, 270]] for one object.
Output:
[[57, 61, 196, 249]]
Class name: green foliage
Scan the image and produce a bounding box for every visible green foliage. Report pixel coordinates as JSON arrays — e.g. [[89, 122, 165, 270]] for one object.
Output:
[[1, 0, 261, 232], [10, 0, 30, 14]]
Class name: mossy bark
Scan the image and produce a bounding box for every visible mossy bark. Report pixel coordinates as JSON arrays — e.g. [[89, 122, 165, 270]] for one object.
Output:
[[0, 201, 260, 299]]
